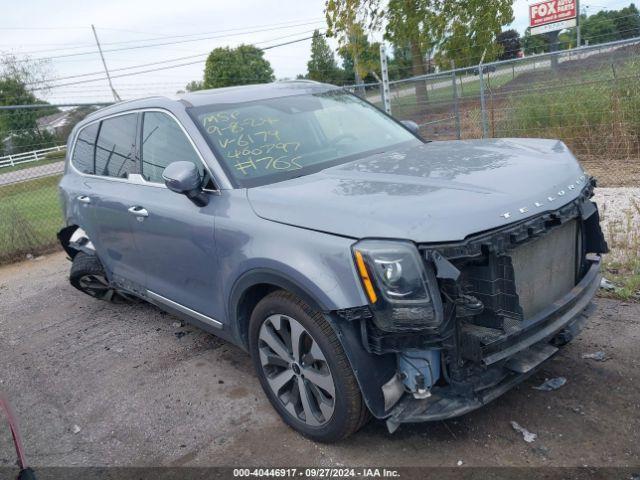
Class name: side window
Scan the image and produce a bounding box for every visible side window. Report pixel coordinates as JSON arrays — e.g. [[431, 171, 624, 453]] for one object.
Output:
[[141, 111, 203, 183], [71, 123, 99, 174], [94, 113, 138, 178]]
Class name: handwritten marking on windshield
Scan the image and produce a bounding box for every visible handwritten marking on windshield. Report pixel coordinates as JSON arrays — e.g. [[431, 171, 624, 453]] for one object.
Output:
[[201, 110, 304, 177], [235, 155, 303, 175]]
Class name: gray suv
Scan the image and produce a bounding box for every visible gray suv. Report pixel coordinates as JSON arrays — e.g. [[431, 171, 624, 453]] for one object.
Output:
[[58, 81, 608, 442]]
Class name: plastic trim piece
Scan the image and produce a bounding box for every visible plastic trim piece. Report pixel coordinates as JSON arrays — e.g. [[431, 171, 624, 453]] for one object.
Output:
[[146, 290, 223, 329]]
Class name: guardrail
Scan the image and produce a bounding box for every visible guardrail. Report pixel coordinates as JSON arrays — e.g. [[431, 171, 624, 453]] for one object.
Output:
[[0, 145, 66, 169]]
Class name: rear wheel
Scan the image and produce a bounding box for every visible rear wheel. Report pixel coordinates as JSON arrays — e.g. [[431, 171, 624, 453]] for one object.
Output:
[[249, 290, 369, 442], [69, 253, 136, 303]]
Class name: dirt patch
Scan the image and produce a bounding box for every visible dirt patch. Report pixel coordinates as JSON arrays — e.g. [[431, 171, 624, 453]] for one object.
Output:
[[0, 252, 638, 467]]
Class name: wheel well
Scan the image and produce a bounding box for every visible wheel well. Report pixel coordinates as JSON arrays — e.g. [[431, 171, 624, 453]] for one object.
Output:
[[57, 224, 79, 258], [236, 283, 280, 348]]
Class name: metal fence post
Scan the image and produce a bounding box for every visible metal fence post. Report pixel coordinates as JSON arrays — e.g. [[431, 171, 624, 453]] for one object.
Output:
[[379, 44, 392, 115], [450, 60, 461, 140], [479, 63, 489, 139]]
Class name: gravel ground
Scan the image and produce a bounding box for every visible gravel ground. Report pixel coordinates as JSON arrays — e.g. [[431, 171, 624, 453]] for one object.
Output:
[[593, 187, 640, 265], [0, 252, 639, 469], [593, 187, 640, 233]]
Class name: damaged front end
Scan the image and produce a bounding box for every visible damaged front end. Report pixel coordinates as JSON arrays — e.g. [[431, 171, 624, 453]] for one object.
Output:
[[347, 179, 608, 433]]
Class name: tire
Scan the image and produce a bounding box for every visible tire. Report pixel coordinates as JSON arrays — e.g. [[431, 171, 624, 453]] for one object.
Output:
[[249, 290, 370, 442], [69, 253, 136, 303]]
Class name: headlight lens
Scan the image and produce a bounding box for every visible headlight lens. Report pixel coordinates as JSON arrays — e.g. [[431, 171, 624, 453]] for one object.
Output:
[[353, 240, 443, 332]]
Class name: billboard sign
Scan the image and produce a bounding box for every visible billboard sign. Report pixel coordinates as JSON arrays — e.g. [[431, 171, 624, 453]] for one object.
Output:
[[529, 0, 577, 35]]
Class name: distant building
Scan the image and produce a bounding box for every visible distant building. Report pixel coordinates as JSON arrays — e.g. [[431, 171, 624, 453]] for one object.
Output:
[[36, 111, 73, 135]]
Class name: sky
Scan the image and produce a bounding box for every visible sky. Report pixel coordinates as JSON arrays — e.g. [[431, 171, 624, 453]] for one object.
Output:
[[0, 0, 628, 104]]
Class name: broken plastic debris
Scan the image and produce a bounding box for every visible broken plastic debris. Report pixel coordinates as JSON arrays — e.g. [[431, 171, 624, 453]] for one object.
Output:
[[599, 278, 617, 291], [533, 377, 567, 391], [457, 460, 463, 466], [582, 351, 606, 361], [72, 425, 81, 434], [510, 421, 537, 443]]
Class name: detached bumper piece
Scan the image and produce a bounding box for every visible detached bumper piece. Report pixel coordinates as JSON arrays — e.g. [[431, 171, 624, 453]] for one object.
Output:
[[385, 259, 599, 433]]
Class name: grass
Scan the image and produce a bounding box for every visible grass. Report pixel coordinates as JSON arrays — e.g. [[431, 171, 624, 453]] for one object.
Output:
[[495, 59, 640, 162], [0, 149, 66, 174], [0, 156, 63, 174], [599, 199, 640, 301], [0, 175, 62, 263], [387, 71, 516, 119]]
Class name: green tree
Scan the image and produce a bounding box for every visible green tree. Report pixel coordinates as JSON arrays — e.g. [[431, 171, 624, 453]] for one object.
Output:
[[336, 23, 380, 85], [0, 56, 56, 155], [185, 80, 204, 92], [522, 27, 549, 55], [387, 43, 413, 80], [307, 30, 340, 84], [203, 44, 274, 89], [612, 3, 640, 39], [326, 0, 513, 102], [496, 29, 522, 60], [581, 11, 617, 45], [437, 0, 513, 68]]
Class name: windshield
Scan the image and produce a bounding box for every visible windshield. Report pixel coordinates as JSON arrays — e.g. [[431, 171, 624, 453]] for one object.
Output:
[[189, 90, 420, 188]]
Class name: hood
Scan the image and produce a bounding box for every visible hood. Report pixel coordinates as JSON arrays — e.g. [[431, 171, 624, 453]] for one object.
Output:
[[247, 138, 587, 243]]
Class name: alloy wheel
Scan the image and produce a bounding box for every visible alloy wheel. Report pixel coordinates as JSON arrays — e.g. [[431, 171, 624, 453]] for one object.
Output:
[[77, 274, 113, 300], [258, 314, 336, 427]]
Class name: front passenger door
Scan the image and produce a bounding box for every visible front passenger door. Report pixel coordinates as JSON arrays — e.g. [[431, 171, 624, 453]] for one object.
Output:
[[125, 111, 220, 322]]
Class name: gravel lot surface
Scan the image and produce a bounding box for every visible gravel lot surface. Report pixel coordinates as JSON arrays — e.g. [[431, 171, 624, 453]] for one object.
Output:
[[593, 187, 640, 231], [0, 252, 639, 469]]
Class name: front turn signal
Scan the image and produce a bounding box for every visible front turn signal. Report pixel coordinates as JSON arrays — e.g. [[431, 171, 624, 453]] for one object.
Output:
[[354, 250, 378, 304]]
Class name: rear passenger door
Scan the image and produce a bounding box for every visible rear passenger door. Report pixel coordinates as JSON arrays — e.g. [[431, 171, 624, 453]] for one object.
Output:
[[70, 112, 146, 292]]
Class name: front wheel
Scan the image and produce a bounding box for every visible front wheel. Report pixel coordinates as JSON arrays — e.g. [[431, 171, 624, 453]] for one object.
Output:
[[249, 291, 369, 442]]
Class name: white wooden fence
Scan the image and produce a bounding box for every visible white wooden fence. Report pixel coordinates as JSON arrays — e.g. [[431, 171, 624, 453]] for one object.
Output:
[[0, 145, 66, 169]]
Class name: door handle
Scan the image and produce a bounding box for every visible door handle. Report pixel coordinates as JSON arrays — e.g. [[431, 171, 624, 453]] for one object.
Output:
[[77, 195, 91, 204], [127, 206, 149, 217]]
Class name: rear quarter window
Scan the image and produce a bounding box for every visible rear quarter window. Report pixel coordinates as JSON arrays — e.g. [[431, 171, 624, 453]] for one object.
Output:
[[71, 123, 99, 174]]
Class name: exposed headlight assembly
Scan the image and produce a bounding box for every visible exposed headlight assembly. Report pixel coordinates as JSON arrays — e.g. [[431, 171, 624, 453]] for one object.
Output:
[[353, 240, 443, 332]]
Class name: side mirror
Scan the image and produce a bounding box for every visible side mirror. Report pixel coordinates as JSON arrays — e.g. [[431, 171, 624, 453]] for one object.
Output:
[[162, 161, 208, 206], [400, 120, 420, 135]]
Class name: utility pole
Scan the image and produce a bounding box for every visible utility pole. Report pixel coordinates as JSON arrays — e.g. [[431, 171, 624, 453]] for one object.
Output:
[[379, 44, 391, 115], [478, 48, 489, 139], [576, 0, 581, 47], [91, 24, 121, 102]]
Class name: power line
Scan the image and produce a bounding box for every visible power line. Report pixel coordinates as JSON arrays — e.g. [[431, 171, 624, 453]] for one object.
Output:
[[7, 18, 325, 55], [29, 33, 321, 91], [8, 21, 325, 63], [26, 27, 321, 87]]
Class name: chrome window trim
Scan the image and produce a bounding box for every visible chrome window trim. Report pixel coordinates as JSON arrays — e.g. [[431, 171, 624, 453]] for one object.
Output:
[[68, 107, 221, 193], [146, 289, 223, 329]]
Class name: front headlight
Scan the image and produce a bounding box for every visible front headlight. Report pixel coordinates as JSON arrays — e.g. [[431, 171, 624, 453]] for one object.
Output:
[[353, 240, 443, 332]]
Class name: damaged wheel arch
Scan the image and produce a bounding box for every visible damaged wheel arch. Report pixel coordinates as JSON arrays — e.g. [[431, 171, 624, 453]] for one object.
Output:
[[57, 224, 96, 259]]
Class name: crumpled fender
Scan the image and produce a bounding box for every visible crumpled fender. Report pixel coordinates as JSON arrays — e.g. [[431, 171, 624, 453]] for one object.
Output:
[[57, 225, 96, 258], [324, 313, 397, 419]]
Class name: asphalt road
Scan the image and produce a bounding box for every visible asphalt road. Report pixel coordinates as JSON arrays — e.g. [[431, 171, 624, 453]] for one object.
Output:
[[0, 252, 638, 468]]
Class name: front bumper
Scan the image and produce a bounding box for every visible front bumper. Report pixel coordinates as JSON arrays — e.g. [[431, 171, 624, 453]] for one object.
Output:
[[385, 256, 601, 432]]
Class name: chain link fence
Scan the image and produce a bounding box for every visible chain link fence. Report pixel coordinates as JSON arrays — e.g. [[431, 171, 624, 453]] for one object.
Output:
[[353, 37, 640, 188], [0, 105, 94, 263], [1, 38, 639, 264], [0, 145, 66, 264]]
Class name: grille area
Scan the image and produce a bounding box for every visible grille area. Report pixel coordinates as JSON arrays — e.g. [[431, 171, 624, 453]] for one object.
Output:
[[456, 218, 581, 360], [510, 219, 578, 320]]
